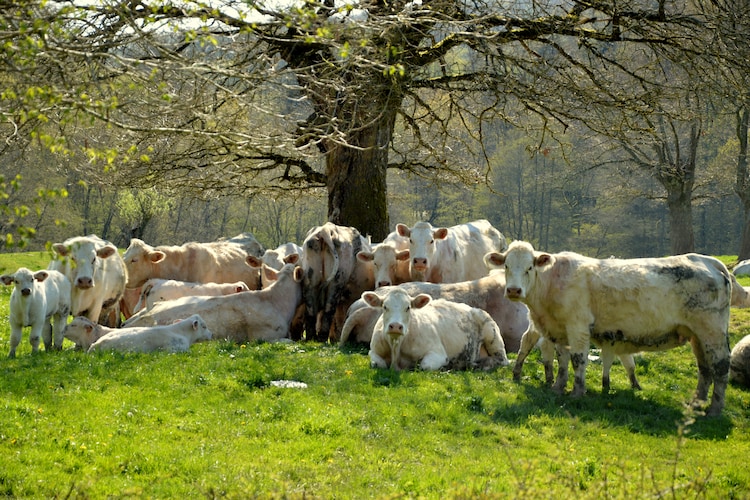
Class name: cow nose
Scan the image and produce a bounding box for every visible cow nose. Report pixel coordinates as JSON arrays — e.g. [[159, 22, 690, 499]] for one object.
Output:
[[76, 277, 93, 289], [377, 280, 391, 288], [412, 257, 427, 268], [21, 288, 31, 296], [506, 287, 522, 299], [387, 322, 404, 334]]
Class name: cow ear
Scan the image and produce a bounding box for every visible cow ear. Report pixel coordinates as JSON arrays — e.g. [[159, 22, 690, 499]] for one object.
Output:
[[192, 317, 200, 330], [246, 255, 263, 268], [362, 291, 382, 308], [484, 252, 504, 269], [53, 243, 70, 257], [396, 224, 410, 237], [357, 251, 374, 262], [0, 274, 13, 286], [293, 266, 304, 282], [33, 271, 49, 282], [396, 249, 410, 261], [412, 294, 431, 309], [96, 245, 117, 259], [535, 254, 552, 267], [262, 265, 279, 282], [149, 251, 166, 264], [283, 253, 299, 265], [434, 228, 449, 240]]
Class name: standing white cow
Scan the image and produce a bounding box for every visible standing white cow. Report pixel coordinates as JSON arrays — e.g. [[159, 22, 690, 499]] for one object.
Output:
[[486, 241, 732, 416], [396, 219, 506, 283], [50, 235, 127, 327], [123, 238, 263, 291], [363, 288, 509, 371], [86, 314, 212, 353], [1, 268, 71, 357]]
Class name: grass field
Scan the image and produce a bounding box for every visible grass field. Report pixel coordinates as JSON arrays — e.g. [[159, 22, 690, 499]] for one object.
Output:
[[0, 252, 749, 498]]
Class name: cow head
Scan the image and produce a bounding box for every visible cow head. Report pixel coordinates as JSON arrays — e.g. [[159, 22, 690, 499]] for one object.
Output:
[[123, 238, 165, 288], [358, 243, 411, 288], [397, 222, 448, 281], [54, 238, 118, 290], [186, 314, 213, 342], [485, 241, 552, 301], [63, 316, 98, 349], [1, 267, 47, 297], [363, 288, 431, 340]]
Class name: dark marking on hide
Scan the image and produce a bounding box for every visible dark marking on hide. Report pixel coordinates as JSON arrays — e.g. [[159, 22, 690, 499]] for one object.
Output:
[[591, 330, 686, 349], [657, 265, 696, 283], [570, 352, 587, 369]]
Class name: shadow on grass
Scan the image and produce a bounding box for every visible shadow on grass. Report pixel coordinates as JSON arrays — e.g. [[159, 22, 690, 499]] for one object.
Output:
[[490, 380, 734, 440]]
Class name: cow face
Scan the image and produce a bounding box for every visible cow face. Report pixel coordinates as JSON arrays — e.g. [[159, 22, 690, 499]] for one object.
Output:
[[186, 314, 213, 342], [63, 316, 97, 348], [358, 244, 411, 288], [364, 288, 431, 341], [123, 238, 165, 288], [487, 241, 552, 301], [54, 240, 117, 290], [397, 222, 448, 281]]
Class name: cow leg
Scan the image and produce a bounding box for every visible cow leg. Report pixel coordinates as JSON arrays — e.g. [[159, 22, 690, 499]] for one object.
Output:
[[479, 322, 509, 368], [568, 330, 590, 397], [600, 348, 614, 393], [41, 319, 53, 351], [619, 354, 641, 390], [513, 326, 540, 381], [540, 338, 556, 386], [420, 352, 449, 371], [52, 313, 66, 350], [369, 349, 388, 369], [552, 344, 570, 393], [28, 323, 42, 354], [691, 335, 730, 417], [8, 324, 22, 358]]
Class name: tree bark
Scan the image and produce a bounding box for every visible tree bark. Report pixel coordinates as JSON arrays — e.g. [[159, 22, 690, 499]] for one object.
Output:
[[665, 188, 695, 254], [323, 103, 396, 242], [735, 106, 750, 260]]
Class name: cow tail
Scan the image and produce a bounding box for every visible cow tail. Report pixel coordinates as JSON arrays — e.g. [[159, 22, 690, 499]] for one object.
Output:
[[322, 228, 339, 285]]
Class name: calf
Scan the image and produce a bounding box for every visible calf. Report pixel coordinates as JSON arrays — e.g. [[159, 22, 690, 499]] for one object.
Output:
[[247, 242, 302, 288], [1, 268, 71, 357], [730, 274, 750, 308], [86, 314, 212, 353], [356, 231, 411, 288], [134, 279, 250, 313], [63, 316, 113, 350], [123, 238, 262, 291], [396, 219, 506, 283], [486, 240, 732, 416], [123, 264, 304, 343], [730, 335, 750, 388], [363, 288, 509, 371], [50, 235, 127, 327], [340, 272, 529, 353], [301, 223, 374, 342]]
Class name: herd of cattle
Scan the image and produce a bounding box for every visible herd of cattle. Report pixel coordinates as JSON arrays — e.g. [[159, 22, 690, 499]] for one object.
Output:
[[4, 219, 750, 416]]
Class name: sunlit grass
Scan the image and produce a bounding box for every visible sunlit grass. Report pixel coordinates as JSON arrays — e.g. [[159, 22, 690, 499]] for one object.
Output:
[[0, 252, 749, 497]]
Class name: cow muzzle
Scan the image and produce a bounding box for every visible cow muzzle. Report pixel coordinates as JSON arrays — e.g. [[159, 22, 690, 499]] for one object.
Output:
[[21, 288, 31, 297], [76, 277, 94, 289], [505, 287, 524, 300], [412, 258, 428, 272]]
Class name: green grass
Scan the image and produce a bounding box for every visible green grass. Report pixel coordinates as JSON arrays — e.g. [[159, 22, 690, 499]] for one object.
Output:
[[0, 252, 750, 498]]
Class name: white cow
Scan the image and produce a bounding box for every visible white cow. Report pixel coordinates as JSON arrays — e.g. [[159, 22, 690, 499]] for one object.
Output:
[[486, 241, 732, 416], [86, 314, 212, 353], [1, 268, 71, 357], [123, 238, 262, 291], [63, 316, 112, 350], [123, 264, 304, 343], [356, 231, 411, 288], [50, 235, 127, 327], [363, 288, 509, 371], [730, 335, 750, 388], [246, 242, 302, 288], [396, 219, 506, 283], [340, 271, 530, 353], [133, 279, 250, 313], [733, 259, 750, 276]]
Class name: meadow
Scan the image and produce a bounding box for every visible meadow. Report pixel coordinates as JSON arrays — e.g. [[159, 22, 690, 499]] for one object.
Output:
[[0, 252, 749, 498]]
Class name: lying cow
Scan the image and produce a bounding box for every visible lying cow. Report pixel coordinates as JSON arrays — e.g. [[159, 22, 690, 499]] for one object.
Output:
[[63, 316, 112, 350], [730, 335, 750, 388], [124, 264, 304, 343], [50, 234, 127, 327], [1, 268, 71, 357], [730, 274, 750, 308], [485, 241, 732, 416], [123, 238, 262, 291], [340, 272, 530, 353], [301, 223, 374, 342], [396, 219, 506, 283], [85, 314, 212, 353], [133, 279, 250, 313], [363, 288, 509, 371]]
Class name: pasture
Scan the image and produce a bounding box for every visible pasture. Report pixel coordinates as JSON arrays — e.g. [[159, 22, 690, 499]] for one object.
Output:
[[0, 252, 749, 498]]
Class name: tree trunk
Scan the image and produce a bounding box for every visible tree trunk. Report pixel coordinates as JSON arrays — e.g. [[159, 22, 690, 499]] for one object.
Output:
[[735, 106, 750, 260], [665, 188, 695, 254], [325, 108, 394, 242]]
